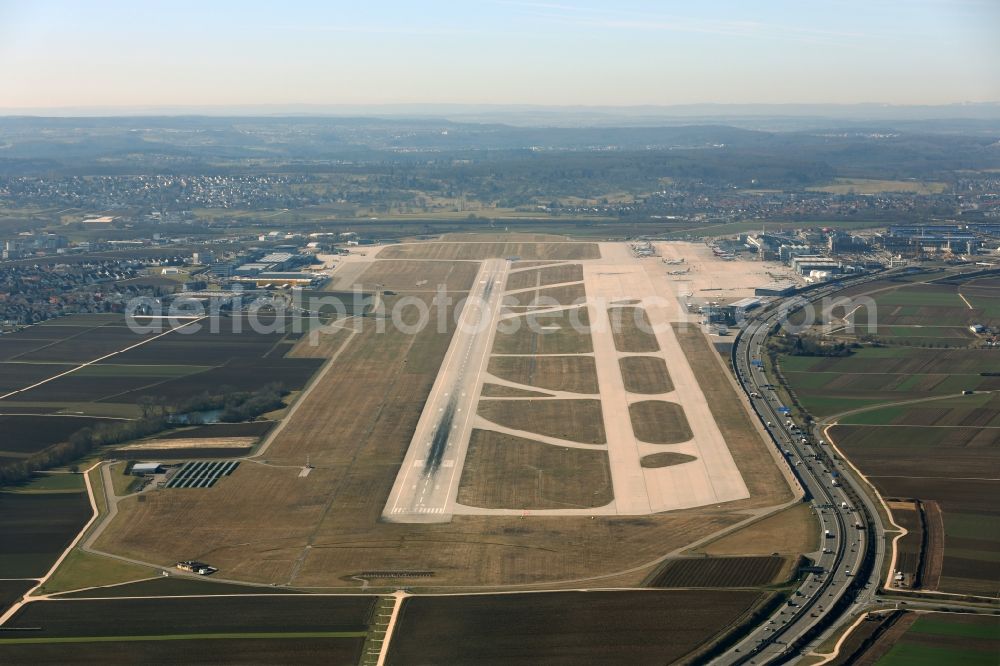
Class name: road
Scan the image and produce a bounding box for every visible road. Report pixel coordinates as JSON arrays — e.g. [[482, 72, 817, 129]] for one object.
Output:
[[713, 272, 889, 665], [382, 258, 509, 523]]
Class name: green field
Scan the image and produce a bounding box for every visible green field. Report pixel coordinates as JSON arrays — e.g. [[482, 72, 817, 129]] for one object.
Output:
[[36, 550, 154, 596], [840, 392, 999, 426], [5, 473, 85, 494], [780, 347, 999, 418], [807, 178, 947, 195], [74, 364, 213, 378], [875, 614, 1000, 666]]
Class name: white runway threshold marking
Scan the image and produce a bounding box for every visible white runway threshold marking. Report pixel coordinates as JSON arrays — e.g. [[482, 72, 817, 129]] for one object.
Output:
[[381, 258, 509, 523]]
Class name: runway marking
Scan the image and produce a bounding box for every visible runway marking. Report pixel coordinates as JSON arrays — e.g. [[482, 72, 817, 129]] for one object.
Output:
[[384, 259, 508, 519]]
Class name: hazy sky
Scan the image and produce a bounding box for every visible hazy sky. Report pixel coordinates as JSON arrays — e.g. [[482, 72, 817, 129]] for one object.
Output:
[[1, 0, 998, 109]]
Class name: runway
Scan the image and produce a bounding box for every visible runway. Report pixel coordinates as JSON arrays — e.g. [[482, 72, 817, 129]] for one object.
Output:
[[382, 258, 509, 523]]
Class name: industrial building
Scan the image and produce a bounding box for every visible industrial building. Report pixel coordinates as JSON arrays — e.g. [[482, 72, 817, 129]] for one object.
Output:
[[756, 281, 799, 297], [791, 256, 843, 275], [729, 297, 763, 315], [230, 271, 323, 288], [130, 462, 165, 476]]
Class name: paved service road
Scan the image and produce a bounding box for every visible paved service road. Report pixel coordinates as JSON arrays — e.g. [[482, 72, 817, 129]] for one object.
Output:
[[382, 258, 509, 523]]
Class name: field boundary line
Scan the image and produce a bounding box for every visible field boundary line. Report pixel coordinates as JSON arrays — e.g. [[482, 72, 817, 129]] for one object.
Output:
[[807, 609, 872, 665], [0, 460, 103, 626], [0, 316, 207, 401], [821, 390, 991, 424], [375, 591, 407, 666]]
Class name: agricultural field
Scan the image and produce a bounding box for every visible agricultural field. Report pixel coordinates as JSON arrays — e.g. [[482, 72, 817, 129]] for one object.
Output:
[[0, 315, 325, 407], [828, 610, 910, 666], [0, 315, 161, 364], [0, 486, 91, 578], [886, 500, 926, 588], [378, 241, 600, 261], [56, 577, 300, 599], [648, 556, 786, 588], [0, 637, 365, 665], [847, 281, 994, 340], [0, 415, 119, 458], [387, 590, 766, 666], [1, 596, 375, 637], [846, 612, 1000, 666], [457, 430, 613, 509], [779, 347, 1000, 417], [830, 394, 1000, 596], [959, 276, 1000, 323], [0, 580, 33, 616], [0, 313, 329, 478], [806, 178, 947, 195]]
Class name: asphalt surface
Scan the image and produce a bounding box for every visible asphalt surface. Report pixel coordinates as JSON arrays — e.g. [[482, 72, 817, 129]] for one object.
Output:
[[382, 258, 509, 523], [712, 274, 890, 665]]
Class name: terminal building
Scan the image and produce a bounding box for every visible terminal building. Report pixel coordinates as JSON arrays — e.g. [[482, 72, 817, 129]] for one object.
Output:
[[791, 256, 843, 275], [755, 281, 799, 297]]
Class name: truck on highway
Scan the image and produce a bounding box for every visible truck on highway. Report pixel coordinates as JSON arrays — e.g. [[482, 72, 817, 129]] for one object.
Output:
[[824, 529, 833, 538], [831, 477, 841, 487]]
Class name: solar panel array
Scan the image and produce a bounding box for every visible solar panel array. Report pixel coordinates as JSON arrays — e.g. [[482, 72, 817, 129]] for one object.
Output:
[[164, 460, 240, 489]]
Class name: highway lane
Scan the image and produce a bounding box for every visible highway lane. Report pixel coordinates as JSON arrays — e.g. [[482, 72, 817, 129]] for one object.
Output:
[[382, 258, 509, 523], [712, 272, 889, 665]]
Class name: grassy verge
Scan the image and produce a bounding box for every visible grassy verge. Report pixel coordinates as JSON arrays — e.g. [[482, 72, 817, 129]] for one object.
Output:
[[3, 473, 85, 494], [108, 462, 139, 497], [35, 550, 155, 596]]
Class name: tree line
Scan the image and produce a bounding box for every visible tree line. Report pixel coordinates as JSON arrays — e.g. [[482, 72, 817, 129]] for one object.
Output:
[[0, 383, 287, 487]]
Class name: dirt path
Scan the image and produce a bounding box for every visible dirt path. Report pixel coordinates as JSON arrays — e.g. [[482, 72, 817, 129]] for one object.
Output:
[[0, 316, 206, 401], [374, 591, 408, 666], [820, 390, 994, 425], [0, 460, 104, 625]]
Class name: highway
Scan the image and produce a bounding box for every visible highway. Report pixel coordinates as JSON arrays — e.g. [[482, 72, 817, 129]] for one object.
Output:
[[382, 258, 509, 523], [713, 273, 889, 665]]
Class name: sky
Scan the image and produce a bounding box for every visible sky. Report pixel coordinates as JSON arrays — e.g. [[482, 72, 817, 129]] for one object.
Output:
[[1, 0, 998, 110]]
